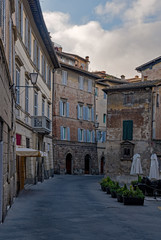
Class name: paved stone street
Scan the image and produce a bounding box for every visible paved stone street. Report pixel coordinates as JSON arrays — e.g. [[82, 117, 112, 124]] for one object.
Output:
[[0, 175, 161, 240]]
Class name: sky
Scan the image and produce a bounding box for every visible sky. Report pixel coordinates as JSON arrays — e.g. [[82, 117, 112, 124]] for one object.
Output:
[[40, 0, 161, 78]]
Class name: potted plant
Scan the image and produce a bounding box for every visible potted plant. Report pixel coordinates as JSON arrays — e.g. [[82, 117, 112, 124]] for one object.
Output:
[[116, 184, 127, 203], [100, 176, 112, 192], [110, 182, 120, 198], [123, 186, 145, 205]]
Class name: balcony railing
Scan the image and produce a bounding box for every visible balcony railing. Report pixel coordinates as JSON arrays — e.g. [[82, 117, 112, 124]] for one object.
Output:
[[31, 116, 51, 134]]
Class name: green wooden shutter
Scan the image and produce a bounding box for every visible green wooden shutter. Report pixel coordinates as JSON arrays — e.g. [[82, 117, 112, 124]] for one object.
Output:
[[123, 120, 133, 140]]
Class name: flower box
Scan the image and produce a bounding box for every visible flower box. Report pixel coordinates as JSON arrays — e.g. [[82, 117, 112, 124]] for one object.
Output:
[[117, 194, 123, 203], [123, 197, 144, 205], [106, 187, 111, 194]]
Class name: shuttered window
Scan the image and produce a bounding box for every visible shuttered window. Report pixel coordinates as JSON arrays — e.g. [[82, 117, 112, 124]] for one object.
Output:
[[62, 70, 67, 85], [123, 120, 133, 140]]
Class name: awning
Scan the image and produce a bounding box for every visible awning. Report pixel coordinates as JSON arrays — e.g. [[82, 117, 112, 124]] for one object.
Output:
[[16, 147, 42, 157]]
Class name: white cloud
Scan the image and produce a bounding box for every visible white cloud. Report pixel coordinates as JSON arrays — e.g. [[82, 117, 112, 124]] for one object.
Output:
[[124, 0, 161, 24], [43, 1, 161, 78], [95, 0, 126, 17]]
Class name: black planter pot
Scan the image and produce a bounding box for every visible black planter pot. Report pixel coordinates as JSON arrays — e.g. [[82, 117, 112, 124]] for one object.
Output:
[[123, 197, 144, 205], [101, 185, 106, 192], [117, 194, 123, 203], [111, 191, 117, 198], [106, 187, 111, 194]]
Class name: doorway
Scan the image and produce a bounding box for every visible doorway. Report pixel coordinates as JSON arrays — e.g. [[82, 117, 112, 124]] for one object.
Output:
[[66, 153, 72, 174], [101, 157, 105, 174], [85, 155, 91, 174]]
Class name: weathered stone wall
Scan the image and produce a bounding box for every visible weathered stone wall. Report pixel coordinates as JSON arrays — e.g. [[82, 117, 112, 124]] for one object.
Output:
[[141, 62, 161, 81], [105, 88, 153, 183], [53, 140, 98, 174]]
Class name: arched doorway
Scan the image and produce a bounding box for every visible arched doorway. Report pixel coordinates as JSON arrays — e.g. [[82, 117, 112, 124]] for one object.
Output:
[[85, 155, 91, 174], [66, 153, 72, 174], [101, 157, 105, 174]]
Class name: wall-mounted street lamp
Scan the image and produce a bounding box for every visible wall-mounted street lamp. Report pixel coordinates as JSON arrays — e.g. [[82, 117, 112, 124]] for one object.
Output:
[[94, 121, 99, 128], [29, 73, 38, 85], [15, 72, 38, 88]]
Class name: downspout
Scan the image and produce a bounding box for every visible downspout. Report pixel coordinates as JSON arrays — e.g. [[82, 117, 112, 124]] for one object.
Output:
[[52, 69, 55, 176], [151, 89, 156, 152]]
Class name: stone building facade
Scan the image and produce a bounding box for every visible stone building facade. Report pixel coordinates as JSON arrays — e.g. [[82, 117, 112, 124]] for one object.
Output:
[[103, 80, 161, 183], [53, 48, 99, 174], [136, 56, 161, 81], [0, 0, 17, 222], [94, 72, 125, 174], [14, 0, 59, 191]]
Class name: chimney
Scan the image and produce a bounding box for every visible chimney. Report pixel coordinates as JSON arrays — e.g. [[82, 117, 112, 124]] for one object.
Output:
[[85, 56, 90, 62], [121, 75, 125, 80]]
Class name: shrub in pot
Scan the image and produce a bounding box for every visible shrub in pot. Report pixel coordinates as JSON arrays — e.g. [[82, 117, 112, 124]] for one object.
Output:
[[123, 186, 145, 205], [116, 184, 127, 203]]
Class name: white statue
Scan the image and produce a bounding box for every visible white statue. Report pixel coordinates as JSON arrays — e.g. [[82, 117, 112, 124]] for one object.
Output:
[[149, 153, 159, 180], [130, 153, 143, 175]]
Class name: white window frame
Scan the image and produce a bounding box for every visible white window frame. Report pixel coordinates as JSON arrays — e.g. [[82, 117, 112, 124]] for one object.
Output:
[[25, 80, 29, 112], [34, 91, 38, 116]]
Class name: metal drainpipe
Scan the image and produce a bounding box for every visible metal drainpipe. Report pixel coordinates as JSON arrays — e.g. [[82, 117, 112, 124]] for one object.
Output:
[[0, 141, 3, 223], [152, 90, 156, 140], [52, 69, 55, 176]]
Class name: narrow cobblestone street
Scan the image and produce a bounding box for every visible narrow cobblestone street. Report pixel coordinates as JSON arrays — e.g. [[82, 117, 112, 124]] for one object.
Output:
[[0, 175, 161, 240]]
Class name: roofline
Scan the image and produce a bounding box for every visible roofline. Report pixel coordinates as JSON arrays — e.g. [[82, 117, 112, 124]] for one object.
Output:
[[60, 63, 100, 79], [28, 0, 60, 69], [96, 78, 126, 84], [63, 52, 88, 62], [136, 56, 161, 72], [103, 80, 161, 93]]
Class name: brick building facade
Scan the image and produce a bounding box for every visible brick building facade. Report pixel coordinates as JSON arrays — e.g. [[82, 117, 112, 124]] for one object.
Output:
[[103, 80, 161, 183], [53, 48, 99, 174]]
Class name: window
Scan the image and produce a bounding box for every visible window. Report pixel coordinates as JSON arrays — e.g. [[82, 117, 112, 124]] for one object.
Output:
[[124, 94, 133, 105], [79, 76, 84, 90], [62, 70, 67, 85], [16, 134, 21, 146], [25, 80, 29, 112], [95, 87, 98, 97], [42, 98, 45, 116], [121, 141, 134, 160], [77, 104, 83, 119], [88, 79, 92, 93], [96, 114, 98, 121], [123, 120, 133, 140], [157, 93, 159, 107], [104, 92, 107, 99], [33, 40, 40, 69], [9, 9, 12, 73], [20, 2, 23, 39], [60, 100, 69, 117], [103, 114, 106, 124], [60, 126, 70, 141], [47, 103, 50, 119], [26, 138, 30, 148], [16, 68, 20, 104], [47, 67, 51, 89], [87, 130, 95, 143], [87, 107, 92, 121], [97, 131, 106, 143], [34, 92, 38, 116], [78, 128, 84, 142], [25, 17, 28, 48], [1, 0, 6, 45]]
